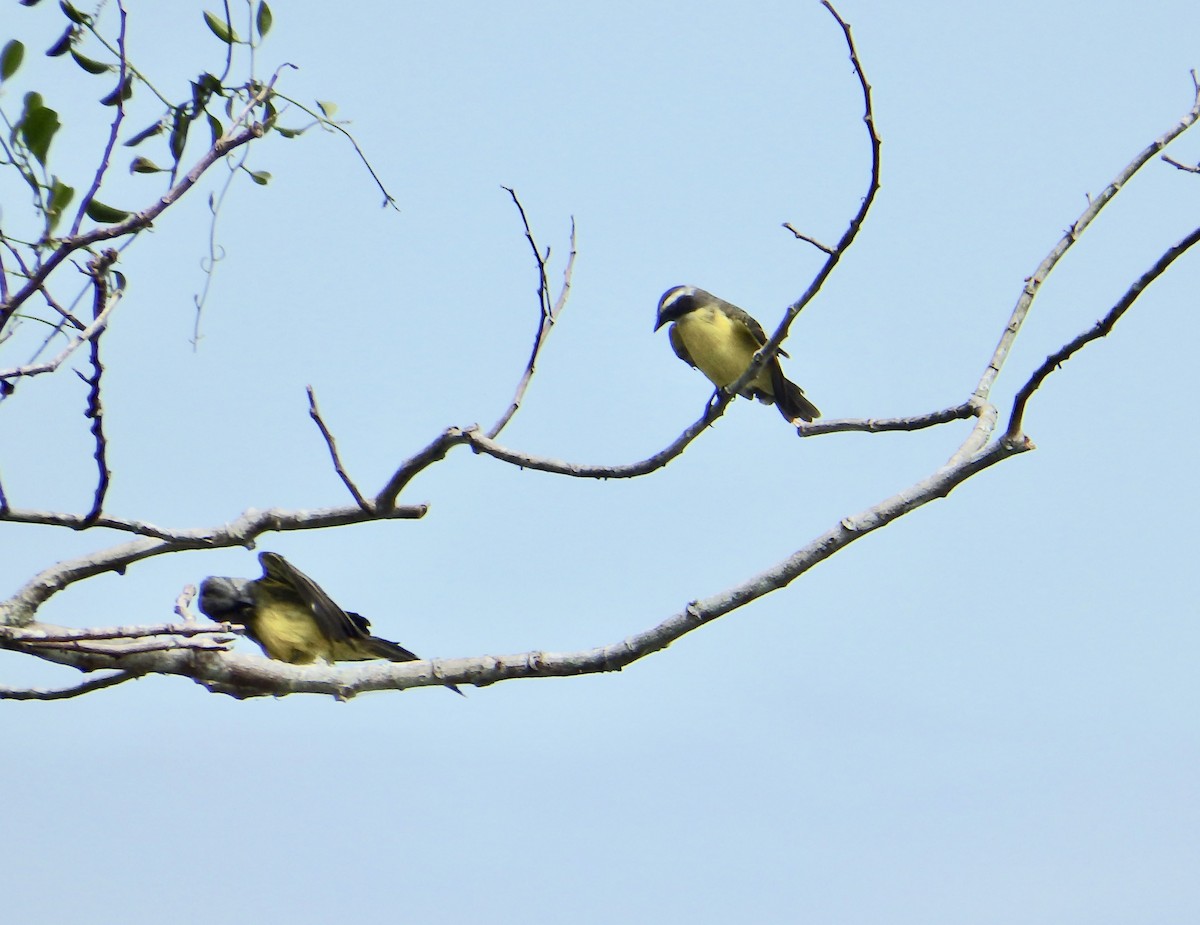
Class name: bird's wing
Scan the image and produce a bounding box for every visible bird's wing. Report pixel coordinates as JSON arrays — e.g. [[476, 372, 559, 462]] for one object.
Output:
[[667, 325, 697, 369], [721, 301, 790, 358], [259, 552, 362, 644], [257, 553, 463, 692], [344, 610, 418, 660], [343, 616, 420, 661]]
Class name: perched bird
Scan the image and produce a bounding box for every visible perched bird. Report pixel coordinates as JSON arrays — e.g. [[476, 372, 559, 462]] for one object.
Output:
[[199, 551, 462, 694], [654, 285, 820, 423]]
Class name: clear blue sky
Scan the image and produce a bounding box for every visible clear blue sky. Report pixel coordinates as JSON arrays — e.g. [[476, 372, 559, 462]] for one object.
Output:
[[3, 2, 1198, 923]]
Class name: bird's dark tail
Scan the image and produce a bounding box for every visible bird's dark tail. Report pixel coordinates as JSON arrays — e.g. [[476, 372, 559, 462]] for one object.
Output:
[[774, 373, 820, 423], [361, 633, 465, 696]]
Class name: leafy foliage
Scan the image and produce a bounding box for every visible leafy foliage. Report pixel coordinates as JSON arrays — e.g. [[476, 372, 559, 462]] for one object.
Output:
[[0, 0, 303, 361]]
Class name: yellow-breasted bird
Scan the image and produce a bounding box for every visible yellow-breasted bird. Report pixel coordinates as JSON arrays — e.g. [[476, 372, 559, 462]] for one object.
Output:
[[199, 552, 462, 695], [654, 285, 820, 423]]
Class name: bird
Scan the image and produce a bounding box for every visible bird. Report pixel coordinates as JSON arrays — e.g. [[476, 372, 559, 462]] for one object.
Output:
[[198, 551, 463, 694], [654, 285, 820, 423]]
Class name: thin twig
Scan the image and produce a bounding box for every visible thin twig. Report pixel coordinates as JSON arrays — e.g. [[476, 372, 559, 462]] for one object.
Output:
[[504, 186, 551, 319], [189, 144, 239, 346], [0, 289, 118, 383], [466, 405, 723, 479], [782, 222, 835, 254], [80, 250, 119, 525], [379, 192, 580, 509], [68, 1, 129, 238], [485, 195, 576, 439], [0, 672, 138, 701], [378, 383, 729, 505], [307, 385, 370, 511], [28, 284, 84, 332], [1162, 154, 1200, 173], [20, 636, 233, 656], [550, 219, 577, 319], [175, 584, 197, 622], [727, 1, 882, 410], [975, 78, 1200, 403], [5, 621, 239, 643], [189, 66, 298, 345], [271, 89, 398, 210], [1007, 224, 1200, 440], [0, 245, 86, 340], [0, 498, 425, 543], [797, 401, 979, 436]]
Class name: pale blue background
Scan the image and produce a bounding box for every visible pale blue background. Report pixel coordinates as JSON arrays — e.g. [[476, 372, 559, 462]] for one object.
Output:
[[2, 2, 1197, 923]]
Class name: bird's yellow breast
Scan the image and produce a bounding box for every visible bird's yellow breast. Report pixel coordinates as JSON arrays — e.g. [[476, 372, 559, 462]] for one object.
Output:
[[674, 306, 773, 394], [252, 599, 333, 664]]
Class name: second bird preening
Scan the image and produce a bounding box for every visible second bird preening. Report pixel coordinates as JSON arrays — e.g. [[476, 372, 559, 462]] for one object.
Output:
[[199, 552, 462, 695]]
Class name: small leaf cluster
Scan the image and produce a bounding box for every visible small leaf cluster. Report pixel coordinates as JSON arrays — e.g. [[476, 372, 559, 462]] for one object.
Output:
[[1, 1, 283, 244]]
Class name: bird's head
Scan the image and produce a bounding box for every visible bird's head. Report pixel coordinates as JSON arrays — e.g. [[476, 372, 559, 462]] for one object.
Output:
[[198, 575, 255, 624], [654, 284, 707, 330]]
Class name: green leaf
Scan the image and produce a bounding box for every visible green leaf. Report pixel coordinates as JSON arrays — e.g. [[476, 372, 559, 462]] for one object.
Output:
[[45, 176, 75, 233], [203, 11, 239, 44], [197, 72, 223, 93], [59, 0, 89, 24], [48, 177, 74, 210], [245, 169, 271, 186], [192, 72, 223, 113], [256, 2, 273, 38], [99, 78, 132, 106], [1, 40, 25, 81], [129, 156, 163, 174], [45, 26, 74, 57], [84, 198, 131, 223], [123, 120, 163, 147], [206, 112, 223, 146], [18, 93, 61, 167], [275, 125, 303, 139], [316, 100, 337, 119], [70, 49, 111, 75], [169, 106, 189, 161]]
